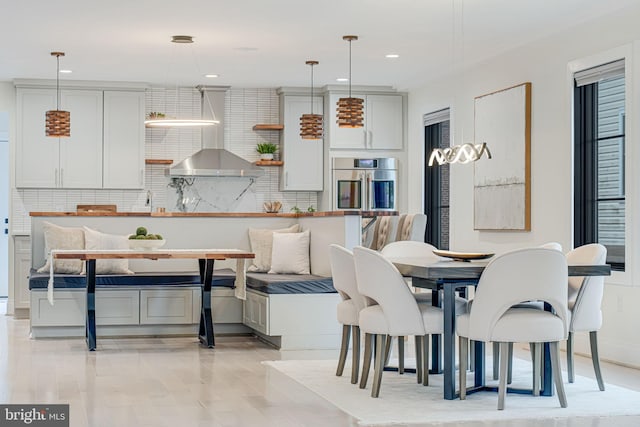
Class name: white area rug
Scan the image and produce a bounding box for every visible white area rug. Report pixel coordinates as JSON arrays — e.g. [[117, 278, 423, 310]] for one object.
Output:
[[264, 358, 640, 426]]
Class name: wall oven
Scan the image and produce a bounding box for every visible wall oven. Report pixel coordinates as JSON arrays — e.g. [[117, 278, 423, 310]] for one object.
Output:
[[332, 157, 398, 211]]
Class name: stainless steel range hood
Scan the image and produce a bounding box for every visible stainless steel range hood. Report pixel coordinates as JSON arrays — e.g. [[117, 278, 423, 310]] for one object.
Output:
[[168, 86, 264, 178]]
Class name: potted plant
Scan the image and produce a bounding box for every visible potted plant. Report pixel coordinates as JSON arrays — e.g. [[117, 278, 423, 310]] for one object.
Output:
[[147, 112, 166, 119], [256, 143, 278, 160]]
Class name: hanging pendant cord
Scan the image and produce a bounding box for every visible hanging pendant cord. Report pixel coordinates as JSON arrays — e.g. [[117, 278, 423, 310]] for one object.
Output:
[[55, 55, 60, 110], [310, 63, 314, 115], [348, 39, 352, 99]]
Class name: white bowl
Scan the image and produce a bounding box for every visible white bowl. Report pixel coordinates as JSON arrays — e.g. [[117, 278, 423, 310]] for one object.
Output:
[[128, 239, 166, 250]]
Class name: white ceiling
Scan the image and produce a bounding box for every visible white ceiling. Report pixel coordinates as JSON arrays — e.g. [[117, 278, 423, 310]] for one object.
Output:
[[1, 0, 636, 90]]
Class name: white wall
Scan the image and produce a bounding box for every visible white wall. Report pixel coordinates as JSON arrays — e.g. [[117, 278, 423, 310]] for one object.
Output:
[[407, 5, 640, 367]]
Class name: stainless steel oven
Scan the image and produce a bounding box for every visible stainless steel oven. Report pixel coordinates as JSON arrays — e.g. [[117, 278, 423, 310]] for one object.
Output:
[[332, 157, 397, 211]]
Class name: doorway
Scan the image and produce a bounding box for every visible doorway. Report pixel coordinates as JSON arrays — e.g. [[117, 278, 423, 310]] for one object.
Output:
[[0, 112, 8, 297]]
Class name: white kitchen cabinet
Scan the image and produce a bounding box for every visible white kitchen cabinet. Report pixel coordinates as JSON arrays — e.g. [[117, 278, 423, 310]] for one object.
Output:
[[280, 95, 324, 191], [16, 86, 145, 189], [328, 93, 404, 150], [13, 236, 31, 313], [103, 91, 145, 189]]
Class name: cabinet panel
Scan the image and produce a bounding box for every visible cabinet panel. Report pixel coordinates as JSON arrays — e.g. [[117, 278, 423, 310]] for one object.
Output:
[[95, 290, 139, 325], [281, 95, 324, 191], [367, 95, 403, 150], [59, 90, 103, 188], [140, 289, 193, 325], [16, 89, 59, 187], [103, 91, 145, 189], [13, 236, 32, 310]]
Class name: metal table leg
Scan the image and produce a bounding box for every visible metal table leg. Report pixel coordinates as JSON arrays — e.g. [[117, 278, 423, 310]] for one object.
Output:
[[443, 282, 457, 400], [198, 258, 215, 348], [430, 287, 442, 374], [86, 259, 97, 351]]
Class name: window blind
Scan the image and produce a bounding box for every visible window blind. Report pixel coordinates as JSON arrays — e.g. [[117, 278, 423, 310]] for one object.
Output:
[[574, 59, 625, 87]]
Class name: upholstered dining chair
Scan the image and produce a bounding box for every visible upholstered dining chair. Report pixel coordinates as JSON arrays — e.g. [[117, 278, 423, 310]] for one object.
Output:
[[457, 248, 569, 410], [329, 244, 367, 385], [492, 242, 564, 382], [353, 246, 444, 398], [565, 243, 607, 391], [380, 240, 468, 375]]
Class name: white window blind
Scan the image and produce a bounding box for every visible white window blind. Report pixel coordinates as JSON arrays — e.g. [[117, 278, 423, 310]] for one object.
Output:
[[423, 108, 450, 127], [574, 59, 625, 87]]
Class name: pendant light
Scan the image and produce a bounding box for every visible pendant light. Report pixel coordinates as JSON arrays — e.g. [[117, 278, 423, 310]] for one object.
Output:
[[300, 60, 323, 139], [144, 35, 219, 128], [336, 35, 364, 128], [45, 52, 70, 137]]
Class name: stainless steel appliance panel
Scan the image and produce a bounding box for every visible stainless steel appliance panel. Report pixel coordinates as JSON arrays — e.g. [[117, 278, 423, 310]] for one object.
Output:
[[332, 157, 397, 211]]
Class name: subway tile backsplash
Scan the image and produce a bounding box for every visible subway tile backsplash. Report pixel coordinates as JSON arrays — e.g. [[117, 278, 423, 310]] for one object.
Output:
[[11, 87, 318, 234]]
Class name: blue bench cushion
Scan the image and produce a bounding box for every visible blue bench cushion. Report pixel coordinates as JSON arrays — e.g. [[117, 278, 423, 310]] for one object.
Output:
[[245, 272, 335, 294], [28, 269, 237, 290]]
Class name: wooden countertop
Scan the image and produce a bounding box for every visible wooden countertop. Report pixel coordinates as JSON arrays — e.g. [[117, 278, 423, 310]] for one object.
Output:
[[30, 210, 398, 218]]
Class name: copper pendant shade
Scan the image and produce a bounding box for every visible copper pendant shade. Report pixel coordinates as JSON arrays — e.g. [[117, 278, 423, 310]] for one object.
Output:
[[300, 60, 323, 139], [336, 35, 364, 128], [46, 52, 70, 137]]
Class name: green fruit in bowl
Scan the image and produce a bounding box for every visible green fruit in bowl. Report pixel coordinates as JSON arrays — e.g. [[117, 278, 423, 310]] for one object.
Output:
[[155, 234, 163, 240], [136, 226, 148, 236], [135, 235, 147, 240], [128, 235, 137, 240], [146, 234, 158, 240]]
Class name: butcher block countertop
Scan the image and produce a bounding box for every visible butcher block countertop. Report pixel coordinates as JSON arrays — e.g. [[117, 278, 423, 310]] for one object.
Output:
[[30, 210, 398, 218]]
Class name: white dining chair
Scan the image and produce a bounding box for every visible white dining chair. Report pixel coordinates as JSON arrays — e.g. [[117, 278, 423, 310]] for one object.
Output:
[[565, 243, 607, 390], [380, 240, 468, 375], [457, 248, 569, 410], [354, 246, 444, 397], [492, 242, 564, 382], [329, 244, 367, 384]]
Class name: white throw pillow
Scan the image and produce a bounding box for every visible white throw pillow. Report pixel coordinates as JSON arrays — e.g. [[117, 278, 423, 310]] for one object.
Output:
[[269, 230, 310, 275], [83, 227, 134, 275], [247, 224, 300, 272], [37, 221, 85, 274]]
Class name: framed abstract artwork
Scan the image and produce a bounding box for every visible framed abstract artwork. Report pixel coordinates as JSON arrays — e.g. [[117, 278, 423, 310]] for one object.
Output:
[[473, 82, 531, 231]]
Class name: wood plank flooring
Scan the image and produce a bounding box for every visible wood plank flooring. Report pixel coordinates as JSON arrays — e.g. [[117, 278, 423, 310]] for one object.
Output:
[[0, 301, 638, 426]]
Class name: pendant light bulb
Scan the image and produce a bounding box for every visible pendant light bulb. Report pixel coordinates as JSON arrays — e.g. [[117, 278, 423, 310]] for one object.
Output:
[[336, 35, 364, 128], [300, 60, 323, 140], [45, 52, 71, 137]]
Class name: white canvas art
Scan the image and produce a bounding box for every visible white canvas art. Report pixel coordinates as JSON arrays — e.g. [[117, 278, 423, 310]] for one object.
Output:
[[474, 83, 531, 230]]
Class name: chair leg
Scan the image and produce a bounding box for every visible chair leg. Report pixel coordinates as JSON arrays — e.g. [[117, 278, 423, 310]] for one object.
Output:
[[384, 335, 393, 367], [360, 333, 374, 389], [492, 342, 499, 380], [532, 342, 541, 396], [507, 342, 514, 385], [415, 335, 423, 384], [398, 336, 405, 374], [336, 324, 350, 376], [351, 326, 361, 385], [498, 342, 509, 410], [372, 334, 387, 398], [459, 336, 468, 400], [567, 331, 574, 383], [590, 331, 605, 391], [550, 341, 568, 408], [422, 334, 429, 386], [469, 340, 475, 372]]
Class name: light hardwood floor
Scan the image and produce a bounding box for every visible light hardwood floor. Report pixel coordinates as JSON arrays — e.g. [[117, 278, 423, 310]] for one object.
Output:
[[1, 301, 638, 427]]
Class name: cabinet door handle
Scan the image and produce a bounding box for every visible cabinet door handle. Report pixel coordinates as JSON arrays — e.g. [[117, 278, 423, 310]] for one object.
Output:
[[60, 168, 64, 187], [368, 130, 373, 148], [54, 168, 59, 187], [285, 171, 289, 187], [363, 130, 367, 148]]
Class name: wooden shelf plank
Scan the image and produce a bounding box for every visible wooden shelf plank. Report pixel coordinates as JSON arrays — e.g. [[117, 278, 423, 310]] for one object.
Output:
[[145, 159, 173, 165], [254, 160, 283, 166], [253, 124, 284, 131]]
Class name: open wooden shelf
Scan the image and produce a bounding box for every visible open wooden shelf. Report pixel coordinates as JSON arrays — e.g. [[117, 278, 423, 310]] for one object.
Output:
[[253, 124, 284, 131], [145, 159, 173, 165], [255, 160, 283, 166]]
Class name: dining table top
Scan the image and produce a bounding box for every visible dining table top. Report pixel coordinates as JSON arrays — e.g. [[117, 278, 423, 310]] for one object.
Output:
[[52, 248, 255, 261], [389, 256, 611, 280]]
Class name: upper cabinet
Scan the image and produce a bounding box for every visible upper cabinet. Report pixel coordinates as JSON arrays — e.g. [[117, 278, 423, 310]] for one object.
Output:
[[327, 93, 405, 150], [15, 84, 145, 189], [279, 93, 324, 191], [103, 91, 145, 189]]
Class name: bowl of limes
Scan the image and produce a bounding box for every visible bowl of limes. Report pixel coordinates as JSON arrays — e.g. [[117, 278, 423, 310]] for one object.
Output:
[[128, 226, 165, 250]]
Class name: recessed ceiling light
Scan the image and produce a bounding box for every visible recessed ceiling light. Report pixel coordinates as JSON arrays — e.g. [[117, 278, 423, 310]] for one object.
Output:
[[59, 69, 72, 73], [385, 54, 399, 59], [204, 74, 219, 78], [336, 78, 349, 82]]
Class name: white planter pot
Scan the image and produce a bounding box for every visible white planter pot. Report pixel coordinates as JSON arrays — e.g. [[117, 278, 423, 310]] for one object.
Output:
[[260, 153, 274, 160]]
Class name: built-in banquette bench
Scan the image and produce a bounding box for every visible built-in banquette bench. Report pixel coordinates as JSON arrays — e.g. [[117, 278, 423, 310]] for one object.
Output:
[[28, 212, 365, 350]]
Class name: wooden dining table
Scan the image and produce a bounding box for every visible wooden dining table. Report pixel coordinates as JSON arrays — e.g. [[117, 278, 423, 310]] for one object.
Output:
[[53, 249, 254, 351], [389, 256, 611, 400]]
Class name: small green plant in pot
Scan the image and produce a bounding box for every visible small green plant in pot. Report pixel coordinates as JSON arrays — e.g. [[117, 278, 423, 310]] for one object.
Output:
[[256, 143, 278, 160]]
